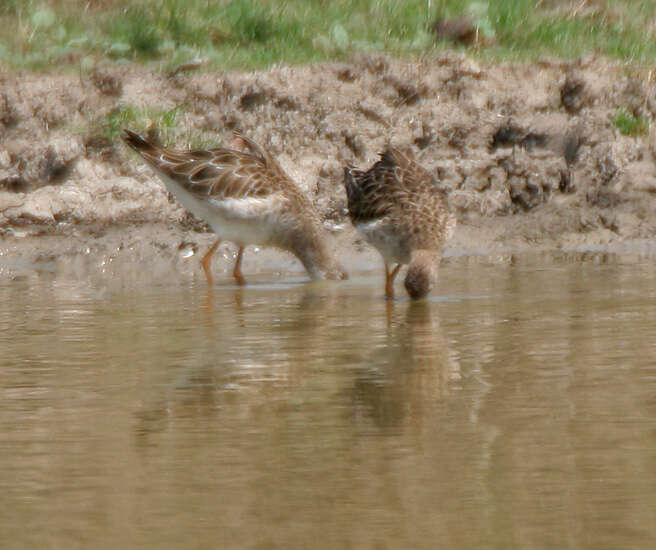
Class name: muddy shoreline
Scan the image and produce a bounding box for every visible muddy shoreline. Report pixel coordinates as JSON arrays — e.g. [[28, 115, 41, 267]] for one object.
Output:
[[2, 53, 656, 279]]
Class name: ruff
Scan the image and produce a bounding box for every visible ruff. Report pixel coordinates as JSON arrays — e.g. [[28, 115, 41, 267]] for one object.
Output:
[[344, 148, 455, 298], [123, 129, 347, 284]]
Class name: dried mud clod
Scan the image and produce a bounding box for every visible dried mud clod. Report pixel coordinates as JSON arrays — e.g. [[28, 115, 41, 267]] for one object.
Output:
[[561, 71, 586, 114], [2, 141, 81, 191], [413, 123, 434, 149], [558, 167, 573, 193], [355, 103, 389, 128], [599, 213, 619, 233], [179, 211, 211, 233], [595, 155, 618, 186], [84, 134, 117, 162], [645, 78, 656, 119], [382, 75, 427, 107], [185, 77, 234, 108], [441, 124, 472, 151], [237, 83, 299, 112], [41, 146, 75, 183], [275, 95, 300, 111], [220, 112, 240, 130], [238, 83, 298, 112], [90, 70, 123, 97], [491, 148, 575, 213], [490, 123, 526, 150], [335, 65, 358, 83], [0, 93, 19, 128], [441, 71, 468, 100], [316, 167, 349, 223], [490, 122, 548, 152], [342, 130, 364, 159], [586, 187, 622, 208], [0, 157, 26, 192], [508, 179, 549, 211], [563, 130, 584, 166], [620, 78, 647, 118], [352, 54, 388, 75], [239, 87, 270, 110]]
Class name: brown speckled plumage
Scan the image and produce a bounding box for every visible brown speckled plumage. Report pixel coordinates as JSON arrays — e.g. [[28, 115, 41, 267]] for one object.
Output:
[[344, 148, 455, 298], [123, 129, 346, 283]]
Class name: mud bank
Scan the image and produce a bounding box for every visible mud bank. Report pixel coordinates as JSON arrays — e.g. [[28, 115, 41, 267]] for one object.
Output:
[[2, 53, 656, 279]]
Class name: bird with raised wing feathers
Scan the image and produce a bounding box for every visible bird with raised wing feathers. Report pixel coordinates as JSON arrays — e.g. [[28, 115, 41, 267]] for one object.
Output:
[[344, 148, 455, 299], [123, 129, 347, 284]]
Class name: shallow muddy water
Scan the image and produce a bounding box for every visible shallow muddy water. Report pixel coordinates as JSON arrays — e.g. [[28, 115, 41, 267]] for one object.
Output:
[[1, 252, 656, 549]]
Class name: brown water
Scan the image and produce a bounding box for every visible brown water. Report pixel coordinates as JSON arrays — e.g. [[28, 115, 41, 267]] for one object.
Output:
[[1, 252, 656, 549]]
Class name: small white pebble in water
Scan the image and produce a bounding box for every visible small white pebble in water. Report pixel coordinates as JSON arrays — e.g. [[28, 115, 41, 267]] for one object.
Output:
[[178, 242, 196, 259], [323, 221, 344, 233], [82, 247, 91, 255], [8, 228, 28, 238]]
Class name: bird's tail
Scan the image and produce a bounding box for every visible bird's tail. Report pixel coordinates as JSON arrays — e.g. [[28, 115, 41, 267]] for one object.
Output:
[[122, 129, 159, 157], [343, 166, 362, 209]]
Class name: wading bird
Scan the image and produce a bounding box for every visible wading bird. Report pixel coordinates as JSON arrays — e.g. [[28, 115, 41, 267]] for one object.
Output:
[[123, 129, 347, 284], [344, 148, 454, 299]]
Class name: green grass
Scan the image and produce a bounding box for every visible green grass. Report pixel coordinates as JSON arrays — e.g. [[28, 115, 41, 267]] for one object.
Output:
[[610, 108, 650, 137], [90, 103, 221, 150], [92, 104, 182, 140], [2, 0, 656, 71]]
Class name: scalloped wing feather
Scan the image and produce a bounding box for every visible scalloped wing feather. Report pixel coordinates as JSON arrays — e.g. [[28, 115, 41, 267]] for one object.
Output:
[[122, 130, 290, 201], [345, 147, 454, 253]]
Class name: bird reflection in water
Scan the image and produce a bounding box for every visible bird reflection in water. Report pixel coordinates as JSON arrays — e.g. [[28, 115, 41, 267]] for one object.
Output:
[[350, 300, 460, 431], [133, 282, 351, 440], [133, 284, 460, 442]]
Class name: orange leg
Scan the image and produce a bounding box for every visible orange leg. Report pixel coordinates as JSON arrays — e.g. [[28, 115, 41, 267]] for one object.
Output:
[[385, 263, 401, 299], [385, 296, 394, 328], [233, 246, 246, 286], [201, 238, 221, 284]]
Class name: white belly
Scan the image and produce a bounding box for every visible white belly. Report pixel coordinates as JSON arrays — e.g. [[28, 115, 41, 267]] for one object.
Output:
[[159, 174, 287, 247], [356, 219, 409, 264]]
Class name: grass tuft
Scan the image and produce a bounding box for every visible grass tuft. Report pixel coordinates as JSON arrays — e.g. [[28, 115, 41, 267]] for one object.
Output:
[[92, 104, 183, 142], [91, 103, 221, 151], [106, 9, 162, 57], [225, 0, 273, 44], [610, 108, 649, 137]]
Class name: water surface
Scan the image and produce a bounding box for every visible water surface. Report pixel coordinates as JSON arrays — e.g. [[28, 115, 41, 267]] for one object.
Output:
[[1, 253, 656, 549]]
